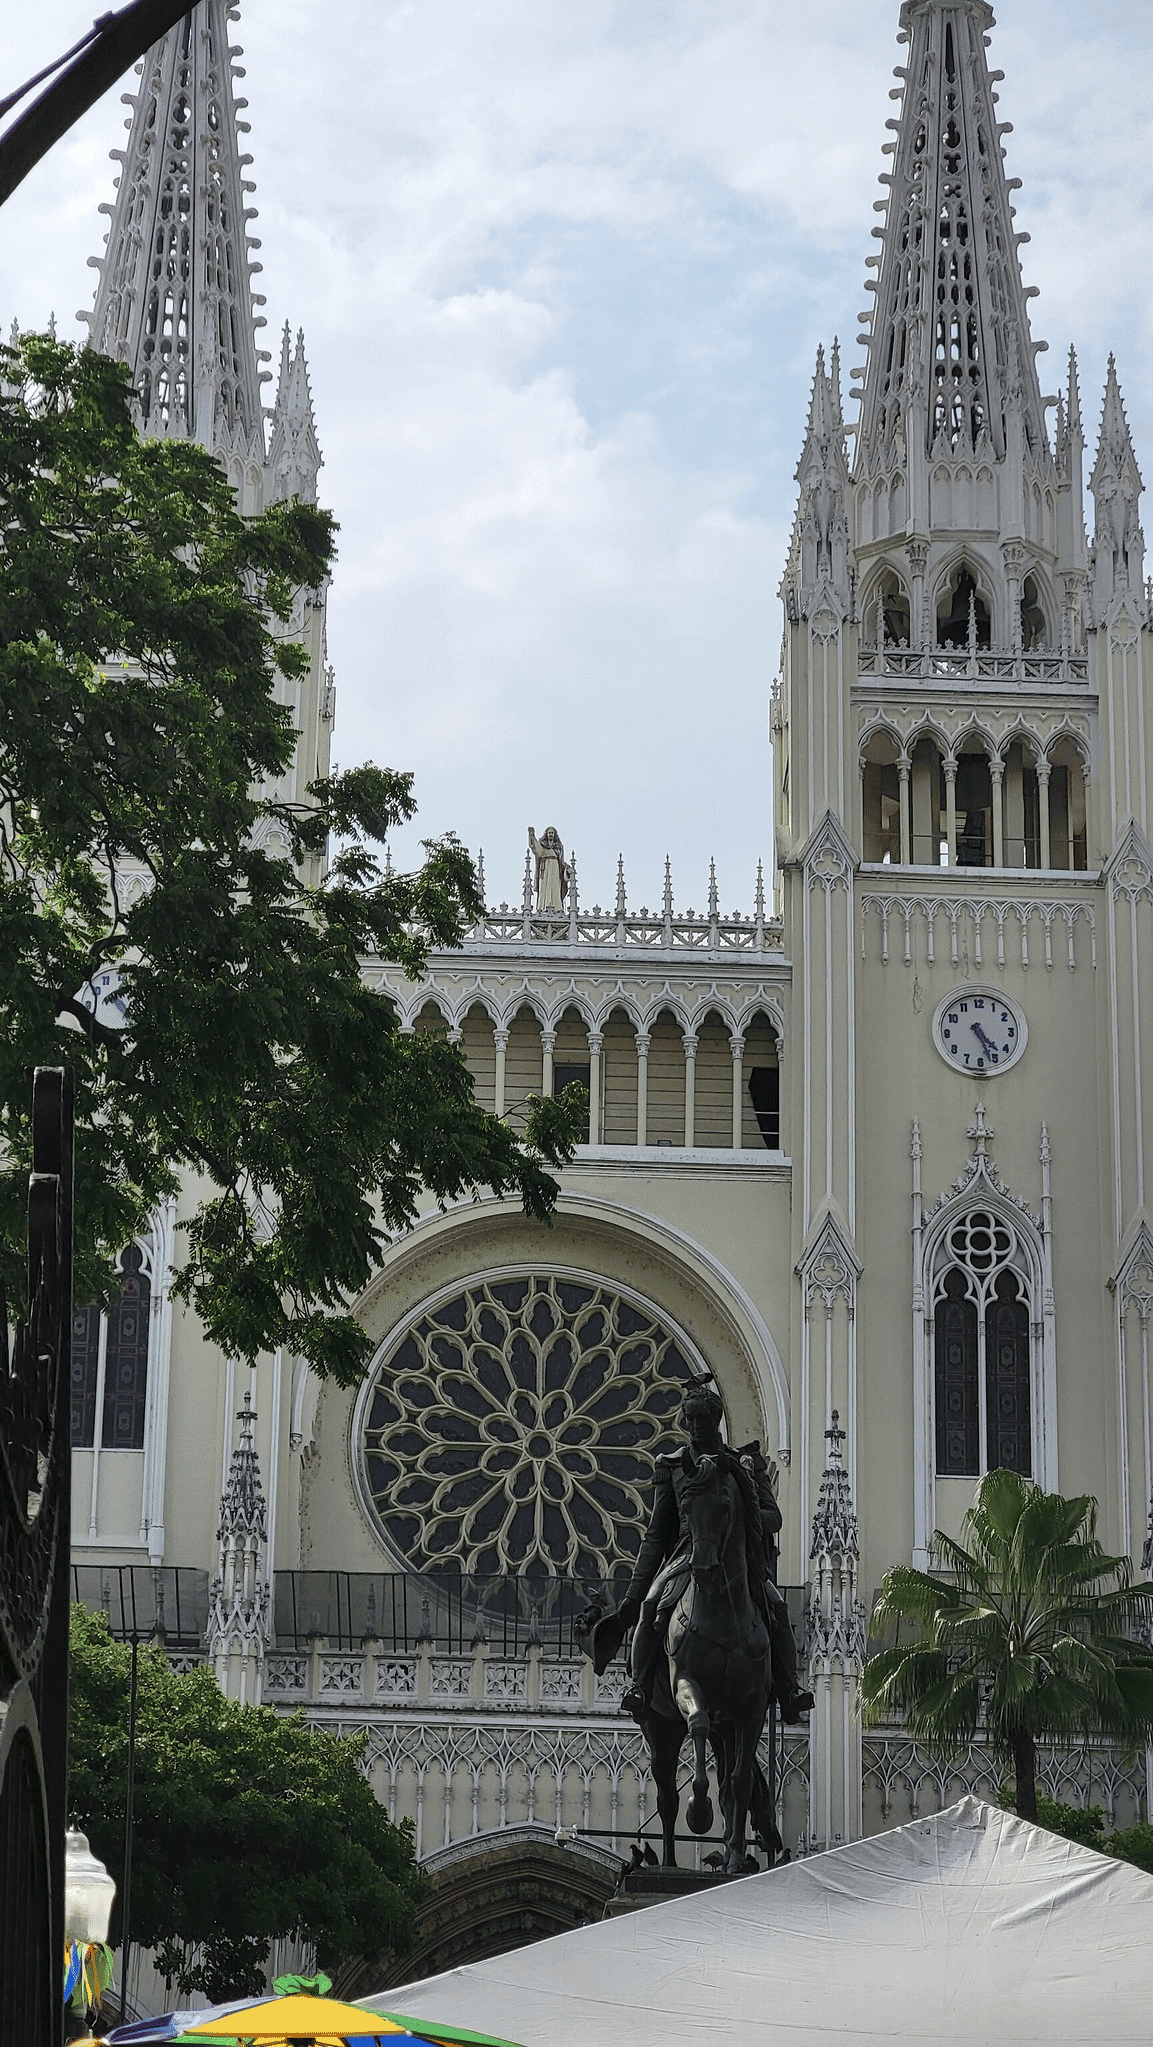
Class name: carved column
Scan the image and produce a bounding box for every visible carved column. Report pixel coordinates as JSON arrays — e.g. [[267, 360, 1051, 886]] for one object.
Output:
[[682, 1033, 697, 1148], [635, 1033, 650, 1147], [807, 1412, 865, 1850], [991, 757, 1005, 869], [541, 1028, 555, 1100], [493, 1028, 509, 1118], [1037, 760, 1052, 870], [1003, 540, 1026, 659], [898, 755, 912, 866], [905, 537, 929, 654], [729, 1033, 745, 1150], [587, 1032, 603, 1144], [944, 757, 958, 867]]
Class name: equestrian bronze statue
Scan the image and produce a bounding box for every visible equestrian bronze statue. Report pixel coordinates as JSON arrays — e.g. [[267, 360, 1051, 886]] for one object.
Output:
[[590, 1382, 812, 1872]]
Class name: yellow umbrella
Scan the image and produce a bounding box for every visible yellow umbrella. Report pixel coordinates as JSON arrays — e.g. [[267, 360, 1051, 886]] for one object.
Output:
[[174, 1992, 423, 2043]]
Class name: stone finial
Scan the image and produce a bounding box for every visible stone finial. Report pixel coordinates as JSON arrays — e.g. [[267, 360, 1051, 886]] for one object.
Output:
[[206, 1392, 270, 1701]]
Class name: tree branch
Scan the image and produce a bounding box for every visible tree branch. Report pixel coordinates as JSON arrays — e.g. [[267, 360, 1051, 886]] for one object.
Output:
[[0, 0, 199, 207]]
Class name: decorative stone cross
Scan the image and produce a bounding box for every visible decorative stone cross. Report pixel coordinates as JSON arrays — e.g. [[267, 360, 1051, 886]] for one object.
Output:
[[825, 1409, 846, 1461], [967, 1100, 994, 1157]]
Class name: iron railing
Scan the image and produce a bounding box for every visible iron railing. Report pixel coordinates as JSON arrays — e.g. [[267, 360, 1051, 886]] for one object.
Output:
[[271, 1571, 629, 1656], [71, 1565, 210, 1651]]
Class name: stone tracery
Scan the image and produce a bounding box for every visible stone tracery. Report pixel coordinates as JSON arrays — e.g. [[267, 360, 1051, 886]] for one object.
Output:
[[358, 1274, 711, 1578]]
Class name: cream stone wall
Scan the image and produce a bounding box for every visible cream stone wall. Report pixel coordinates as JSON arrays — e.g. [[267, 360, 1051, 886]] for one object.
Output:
[[68, 0, 1153, 1872]]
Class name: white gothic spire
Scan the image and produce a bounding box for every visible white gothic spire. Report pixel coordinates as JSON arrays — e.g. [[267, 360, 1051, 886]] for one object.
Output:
[[81, 1, 270, 482], [854, 0, 1049, 475]]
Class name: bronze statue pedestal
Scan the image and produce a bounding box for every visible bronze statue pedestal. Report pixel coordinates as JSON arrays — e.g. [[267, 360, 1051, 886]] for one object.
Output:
[[605, 1865, 756, 1917]]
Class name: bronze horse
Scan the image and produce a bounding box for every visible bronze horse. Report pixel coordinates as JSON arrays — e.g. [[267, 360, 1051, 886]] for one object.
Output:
[[637, 1450, 779, 1873]]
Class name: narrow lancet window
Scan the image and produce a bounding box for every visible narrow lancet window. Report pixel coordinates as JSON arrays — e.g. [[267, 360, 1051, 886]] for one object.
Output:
[[101, 1245, 152, 1451], [935, 1270, 979, 1476], [985, 1272, 1031, 1477]]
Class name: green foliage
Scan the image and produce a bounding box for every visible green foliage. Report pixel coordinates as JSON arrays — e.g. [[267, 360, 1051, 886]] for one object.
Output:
[[994, 1790, 1153, 1875], [0, 336, 581, 1380], [995, 1789, 1109, 1848], [862, 1468, 1153, 1820], [69, 1605, 427, 2002], [1105, 1822, 1153, 1876]]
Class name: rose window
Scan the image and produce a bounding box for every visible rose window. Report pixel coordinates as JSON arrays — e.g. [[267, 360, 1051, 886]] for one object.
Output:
[[358, 1273, 711, 1578]]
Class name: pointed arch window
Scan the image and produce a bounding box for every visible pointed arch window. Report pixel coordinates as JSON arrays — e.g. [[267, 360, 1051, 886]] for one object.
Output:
[[932, 1211, 1033, 1480], [70, 1244, 152, 1452], [937, 567, 991, 649], [985, 1271, 1031, 1474], [867, 568, 911, 650], [1020, 576, 1046, 652], [934, 1270, 978, 1475]]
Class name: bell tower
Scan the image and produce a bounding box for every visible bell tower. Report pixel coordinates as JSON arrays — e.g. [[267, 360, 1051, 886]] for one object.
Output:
[[774, 0, 1153, 1844], [81, 1, 332, 813]]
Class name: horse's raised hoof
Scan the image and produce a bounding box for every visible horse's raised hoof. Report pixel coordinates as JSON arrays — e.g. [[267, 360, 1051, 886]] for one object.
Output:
[[686, 1793, 714, 1834]]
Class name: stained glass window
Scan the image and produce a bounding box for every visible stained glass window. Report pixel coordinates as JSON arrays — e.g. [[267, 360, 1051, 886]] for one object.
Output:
[[985, 1270, 1031, 1477], [934, 1269, 979, 1476]]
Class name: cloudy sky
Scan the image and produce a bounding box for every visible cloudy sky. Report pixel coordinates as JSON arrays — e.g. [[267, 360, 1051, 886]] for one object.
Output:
[[2, 1, 1151, 915]]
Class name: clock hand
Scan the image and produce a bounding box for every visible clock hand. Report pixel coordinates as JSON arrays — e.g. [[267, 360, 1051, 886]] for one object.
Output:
[[971, 1022, 996, 1055]]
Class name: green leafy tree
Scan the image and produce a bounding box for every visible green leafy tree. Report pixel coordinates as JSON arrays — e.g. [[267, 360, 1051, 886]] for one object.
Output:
[[862, 1468, 1153, 1821], [0, 335, 581, 1383], [995, 1792, 1153, 1875], [69, 1605, 427, 2001]]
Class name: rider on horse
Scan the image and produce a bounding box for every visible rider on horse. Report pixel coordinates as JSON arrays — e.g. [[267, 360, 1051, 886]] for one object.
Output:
[[593, 1382, 814, 1725]]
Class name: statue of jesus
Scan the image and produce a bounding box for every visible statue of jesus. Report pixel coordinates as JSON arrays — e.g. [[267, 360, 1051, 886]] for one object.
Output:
[[528, 826, 568, 914]]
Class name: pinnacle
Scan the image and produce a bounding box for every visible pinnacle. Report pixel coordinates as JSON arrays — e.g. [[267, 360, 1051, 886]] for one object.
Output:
[[1092, 355, 1142, 490], [1067, 345, 1082, 436]]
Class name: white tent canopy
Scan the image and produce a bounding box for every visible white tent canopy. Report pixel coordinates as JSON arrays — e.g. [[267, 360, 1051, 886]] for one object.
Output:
[[372, 1799, 1153, 2045]]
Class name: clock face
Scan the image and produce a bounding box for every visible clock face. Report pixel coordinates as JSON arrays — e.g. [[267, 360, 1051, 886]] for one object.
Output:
[[75, 968, 130, 1032], [932, 987, 1027, 1076]]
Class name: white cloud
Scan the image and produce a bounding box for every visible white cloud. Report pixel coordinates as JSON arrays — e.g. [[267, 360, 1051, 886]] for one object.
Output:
[[1, 0, 1150, 907]]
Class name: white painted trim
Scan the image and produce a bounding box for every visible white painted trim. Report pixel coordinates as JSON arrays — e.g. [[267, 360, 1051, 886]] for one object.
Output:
[[86, 1313, 109, 1541], [1108, 877, 1125, 1246], [221, 1356, 237, 1499], [265, 1348, 282, 1594], [141, 1199, 176, 1561], [568, 1144, 789, 1173]]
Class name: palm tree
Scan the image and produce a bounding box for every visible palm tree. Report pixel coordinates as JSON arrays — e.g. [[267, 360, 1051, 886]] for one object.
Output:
[[862, 1469, 1153, 1821]]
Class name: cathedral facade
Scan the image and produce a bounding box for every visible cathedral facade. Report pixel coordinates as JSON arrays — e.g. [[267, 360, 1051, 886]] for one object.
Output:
[[68, 0, 1153, 1911]]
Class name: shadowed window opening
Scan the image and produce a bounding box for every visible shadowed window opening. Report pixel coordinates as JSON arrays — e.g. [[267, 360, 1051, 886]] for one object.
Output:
[[554, 1063, 591, 1144], [955, 752, 993, 867], [1020, 576, 1046, 651], [747, 1067, 780, 1150], [938, 569, 991, 649]]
